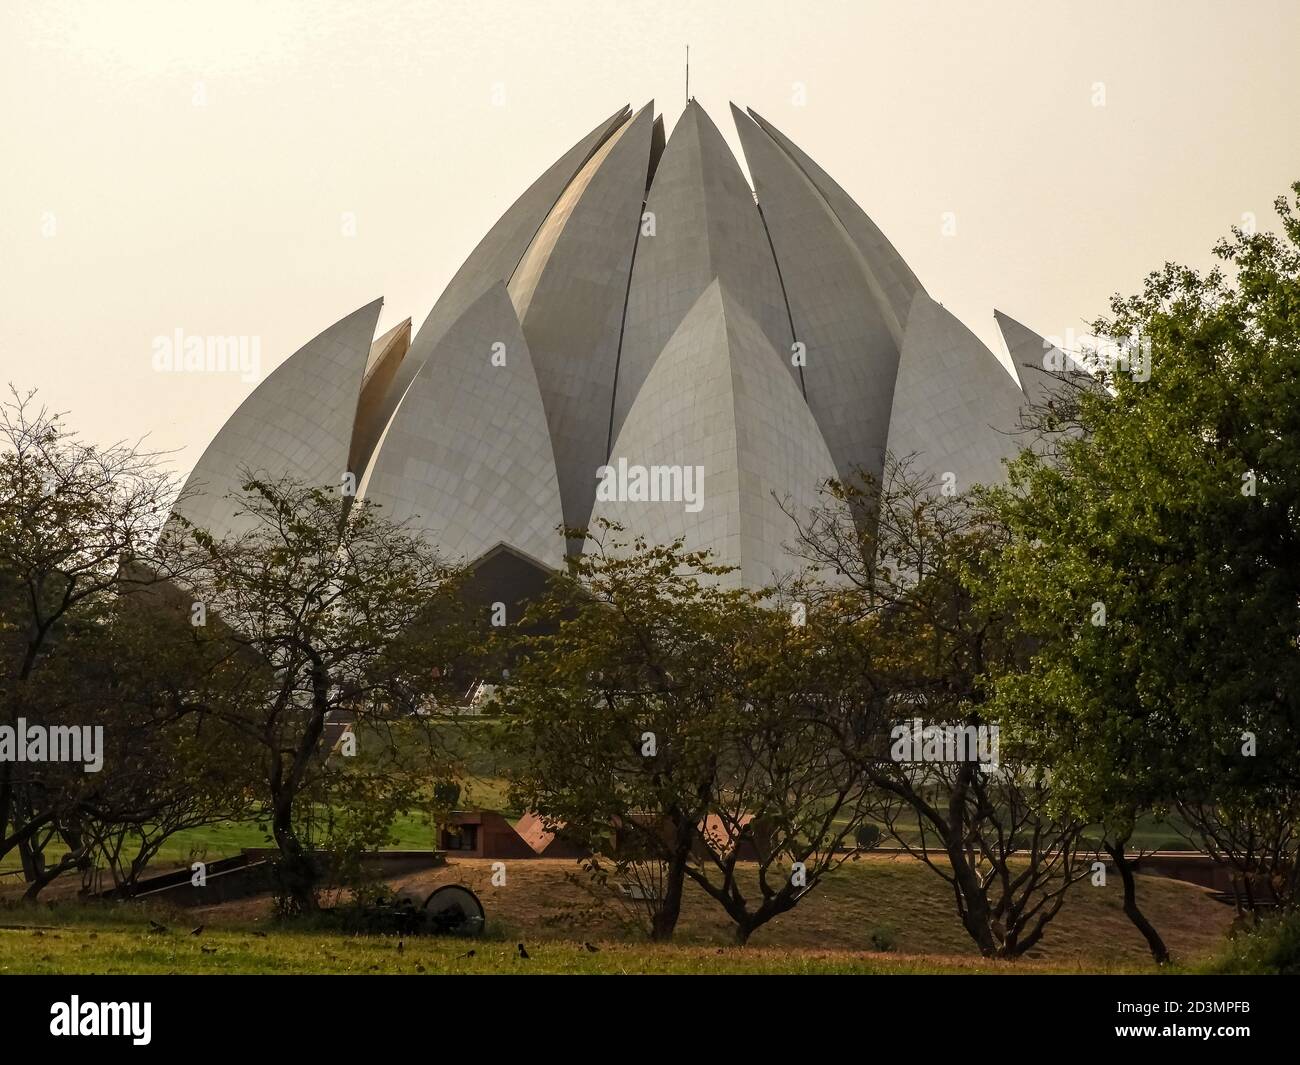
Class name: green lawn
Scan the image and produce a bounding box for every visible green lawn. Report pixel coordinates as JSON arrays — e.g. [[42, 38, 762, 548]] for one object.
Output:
[[0, 812, 440, 878], [160, 808, 443, 865]]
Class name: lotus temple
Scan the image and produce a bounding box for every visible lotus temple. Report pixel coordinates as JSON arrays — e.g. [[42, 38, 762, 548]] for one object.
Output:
[[173, 100, 1062, 595]]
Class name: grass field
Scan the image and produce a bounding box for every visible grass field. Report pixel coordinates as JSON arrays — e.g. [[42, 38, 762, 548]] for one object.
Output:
[[0, 854, 1232, 974], [0, 717, 1214, 975]]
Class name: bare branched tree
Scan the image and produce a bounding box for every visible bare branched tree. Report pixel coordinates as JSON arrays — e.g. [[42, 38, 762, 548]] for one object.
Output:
[[779, 457, 1093, 958], [0, 387, 214, 894]]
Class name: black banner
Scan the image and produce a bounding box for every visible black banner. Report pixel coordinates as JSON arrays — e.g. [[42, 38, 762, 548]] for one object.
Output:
[[0, 973, 1288, 1050]]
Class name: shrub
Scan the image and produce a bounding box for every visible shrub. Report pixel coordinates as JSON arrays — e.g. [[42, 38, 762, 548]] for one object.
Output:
[[869, 924, 898, 952], [1201, 911, 1300, 974]]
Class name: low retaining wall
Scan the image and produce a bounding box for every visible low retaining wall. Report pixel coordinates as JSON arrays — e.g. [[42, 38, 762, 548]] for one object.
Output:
[[124, 850, 445, 908], [1123, 852, 1236, 893]]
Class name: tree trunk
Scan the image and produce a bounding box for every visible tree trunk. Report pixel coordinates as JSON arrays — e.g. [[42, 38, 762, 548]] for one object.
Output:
[[265, 676, 332, 916], [650, 854, 686, 941], [1106, 841, 1170, 965], [17, 817, 88, 899], [271, 794, 318, 914], [17, 836, 43, 883], [945, 766, 999, 957], [950, 867, 998, 957], [650, 818, 697, 942], [23, 854, 76, 901]]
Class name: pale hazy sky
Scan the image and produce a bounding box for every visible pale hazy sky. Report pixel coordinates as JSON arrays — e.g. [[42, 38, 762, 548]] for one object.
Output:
[[2, 0, 1297, 475]]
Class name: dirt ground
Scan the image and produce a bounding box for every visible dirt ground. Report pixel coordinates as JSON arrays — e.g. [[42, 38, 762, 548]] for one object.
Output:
[[178, 853, 1232, 965]]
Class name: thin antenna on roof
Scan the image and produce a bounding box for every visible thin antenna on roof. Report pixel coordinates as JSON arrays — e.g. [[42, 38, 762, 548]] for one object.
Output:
[[685, 45, 690, 104]]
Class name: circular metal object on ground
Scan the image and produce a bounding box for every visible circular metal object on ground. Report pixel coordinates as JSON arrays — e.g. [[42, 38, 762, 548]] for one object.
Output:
[[423, 883, 486, 937]]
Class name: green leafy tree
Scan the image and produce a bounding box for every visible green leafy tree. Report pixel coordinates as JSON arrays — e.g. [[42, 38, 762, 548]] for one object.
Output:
[[499, 523, 742, 941], [982, 183, 1300, 953], [501, 522, 877, 943]]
